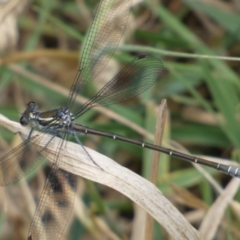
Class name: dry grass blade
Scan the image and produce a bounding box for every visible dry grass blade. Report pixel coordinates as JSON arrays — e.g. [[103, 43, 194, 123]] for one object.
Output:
[[145, 99, 167, 240], [0, 114, 204, 240], [0, 50, 78, 66], [199, 178, 240, 240]]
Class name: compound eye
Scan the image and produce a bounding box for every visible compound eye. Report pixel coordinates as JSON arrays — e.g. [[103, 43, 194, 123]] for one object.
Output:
[[27, 102, 38, 111], [20, 116, 29, 126]]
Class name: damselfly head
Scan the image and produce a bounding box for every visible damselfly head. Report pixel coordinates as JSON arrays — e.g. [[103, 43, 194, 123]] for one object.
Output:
[[20, 102, 39, 126]]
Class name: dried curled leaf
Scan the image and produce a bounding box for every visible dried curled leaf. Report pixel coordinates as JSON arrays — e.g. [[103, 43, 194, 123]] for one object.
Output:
[[0, 114, 203, 240]]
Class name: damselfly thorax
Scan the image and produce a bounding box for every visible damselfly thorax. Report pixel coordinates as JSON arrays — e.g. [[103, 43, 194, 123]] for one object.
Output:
[[20, 102, 75, 128]]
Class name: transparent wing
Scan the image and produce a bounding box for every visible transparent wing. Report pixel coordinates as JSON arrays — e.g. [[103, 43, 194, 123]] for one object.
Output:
[[0, 133, 54, 186], [67, 0, 132, 109], [28, 136, 77, 240], [74, 56, 163, 117]]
